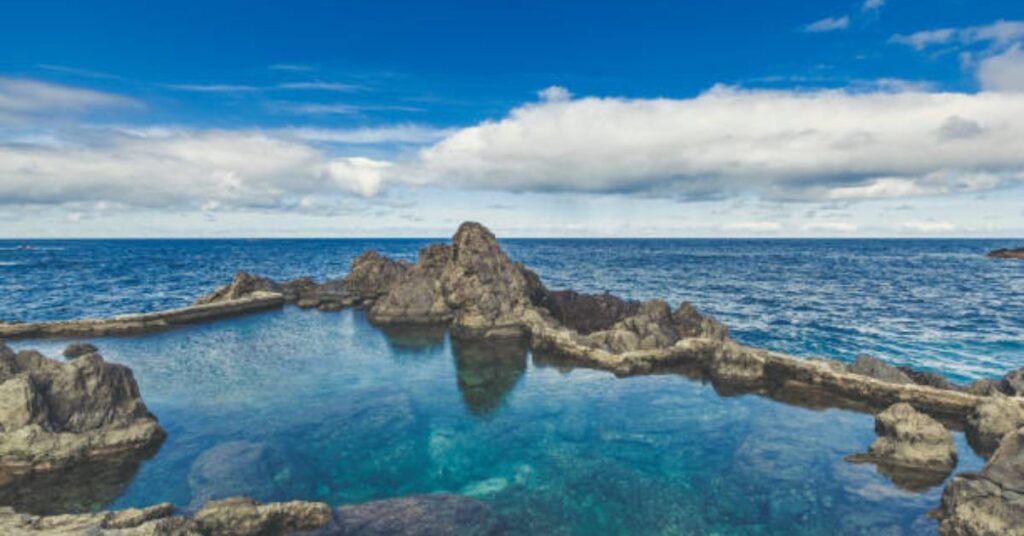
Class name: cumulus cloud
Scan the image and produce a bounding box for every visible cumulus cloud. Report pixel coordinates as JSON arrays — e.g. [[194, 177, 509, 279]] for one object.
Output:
[[977, 44, 1024, 92], [0, 128, 380, 209], [360, 86, 1024, 202], [805, 16, 849, 33], [282, 124, 453, 144]]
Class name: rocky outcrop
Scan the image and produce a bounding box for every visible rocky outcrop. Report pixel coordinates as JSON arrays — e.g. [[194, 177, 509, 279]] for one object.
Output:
[[0, 494, 503, 535], [535, 290, 641, 334], [0, 497, 332, 535], [987, 247, 1024, 260], [936, 427, 1024, 535], [847, 403, 956, 490], [966, 395, 1024, 457], [62, 342, 98, 360], [369, 222, 543, 339], [1002, 368, 1024, 397], [0, 343, 165, 479], [196, 272, 353, 311], [342, 251, 410, 301]]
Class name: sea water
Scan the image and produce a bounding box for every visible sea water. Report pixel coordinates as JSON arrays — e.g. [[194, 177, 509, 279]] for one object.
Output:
[[2, 238, 1022, 534]]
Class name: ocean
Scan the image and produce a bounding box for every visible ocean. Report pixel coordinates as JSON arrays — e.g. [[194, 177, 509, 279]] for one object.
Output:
[[2, 238, 1022, 534]]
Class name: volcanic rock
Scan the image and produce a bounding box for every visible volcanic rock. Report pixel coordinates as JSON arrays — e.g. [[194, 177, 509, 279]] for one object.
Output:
[[936, 427, 1024, 535], [0, 342, 165, 476], [847, 403, 957, 484], [341, 251, 409, 300], [848, 355, 914, 384], [1002, 368, 1024, 397], [966, 394, 1024, 457], [62, 342, 98, 360], [987, 247, 1024, 260]]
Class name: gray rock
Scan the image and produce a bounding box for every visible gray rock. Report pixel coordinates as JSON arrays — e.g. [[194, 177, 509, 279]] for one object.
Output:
[[846, 403, 956, 490], [1002, 368, 1024, 396], [964, 378, 1006, 397], [0, 342, 165, 474], [324, 494, 504, 536], [341, 251, 409, 300], [936, 427, 1024, 536], [0, 497, 333, 535], [62, 342, 98, 360], [848, 355, 914, 385], [535, 290, 640, 334], [987, 247, 1024, 260], [967, 395, 1024, 457]]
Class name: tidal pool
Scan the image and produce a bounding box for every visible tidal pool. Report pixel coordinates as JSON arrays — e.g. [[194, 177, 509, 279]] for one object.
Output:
[[13, 307, 984, 535]]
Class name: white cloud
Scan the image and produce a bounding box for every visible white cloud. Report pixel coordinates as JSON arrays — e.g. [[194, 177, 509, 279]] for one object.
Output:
[[365, 86, 1024, 202], [977, 44, 1024, 92], [327, 157, 391, 196], [891, 20, 1024, 50], [0, 128, 378, 209], [805, 16, 849, 33], [282, 125, 453, 144], [276, 82, 359, 92], [538, 86, 572, 102], [900, 221, 956, 233], [162, 83, 261, 92], [803, 221, 859, 232], [862, 0, 884, 11], [723, 221, 783, 233], [0, 77, 139, 118]]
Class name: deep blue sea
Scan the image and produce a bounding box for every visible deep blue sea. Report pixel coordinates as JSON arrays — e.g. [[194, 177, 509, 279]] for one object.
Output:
[[2, 238, 1022, 534]]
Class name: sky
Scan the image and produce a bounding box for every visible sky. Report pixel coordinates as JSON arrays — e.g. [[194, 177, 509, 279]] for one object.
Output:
[[1, 0, 1024, 238]]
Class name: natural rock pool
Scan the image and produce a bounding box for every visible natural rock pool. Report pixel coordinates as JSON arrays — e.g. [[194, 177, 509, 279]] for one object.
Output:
[[12, 307, 985, 535]]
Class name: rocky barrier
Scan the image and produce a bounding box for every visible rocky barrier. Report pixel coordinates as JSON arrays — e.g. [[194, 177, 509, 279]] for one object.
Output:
[[0, 292, 284, 340]]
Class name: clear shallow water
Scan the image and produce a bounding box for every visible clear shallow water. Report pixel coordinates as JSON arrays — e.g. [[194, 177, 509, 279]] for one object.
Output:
[[14, 308, 986, 535], [2, 238, 1022, 381]]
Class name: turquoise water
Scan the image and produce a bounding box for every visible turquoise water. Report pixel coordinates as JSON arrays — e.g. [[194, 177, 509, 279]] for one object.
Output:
[[14, 308, 985, 534]]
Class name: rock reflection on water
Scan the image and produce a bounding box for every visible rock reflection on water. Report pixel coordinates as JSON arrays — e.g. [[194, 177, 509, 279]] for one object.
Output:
[[6, 308, 987, 534], [452, 338, 528, 416], [0, 455, 148, 515]]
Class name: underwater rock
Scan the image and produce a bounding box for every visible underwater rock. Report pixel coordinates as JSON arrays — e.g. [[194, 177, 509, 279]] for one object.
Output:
[[848, 355, 914, 385], [966, 394, 1024, 457], [0, 497, 332, 535], [62, 342, 98, 360], [846, 403, 956, 489], [188, 441, 294, 507], [0, 343, 165, 477], [936, 427, 1024, 536], [325, 494, 504, 536], [987, 247, 1024, 260]]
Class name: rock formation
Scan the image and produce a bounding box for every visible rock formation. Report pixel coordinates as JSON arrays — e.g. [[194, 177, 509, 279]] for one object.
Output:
[[0, 342, 165, 481], [848, 355, 913, 384], [62, 342, 98, 360], [0, 497, 331, 535], [987, 247, 1024, 260], [966, 394, 1024, 457], [0, 494, 503, 535], [936, 427, 1024, 535], [846, 403, 957, 490]]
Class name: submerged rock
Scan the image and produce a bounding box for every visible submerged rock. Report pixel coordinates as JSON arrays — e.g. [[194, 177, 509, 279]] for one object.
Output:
[[936, 427, 1024, 535], [847, 403, 956, 490], [0, 342, 165, 477], [188, 441, 295, 507], [326, 494, 504, 536], [987, 247, 1024, 260], [848, 355, 914, 385], [966, 394, 1024, 457]]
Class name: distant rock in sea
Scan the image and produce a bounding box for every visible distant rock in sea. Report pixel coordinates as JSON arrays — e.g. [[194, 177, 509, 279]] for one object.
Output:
[[987, 247, 1024, 259]]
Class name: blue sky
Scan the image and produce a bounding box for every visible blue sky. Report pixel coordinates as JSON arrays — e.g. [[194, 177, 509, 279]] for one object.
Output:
[[2, 0, 1024, 237]]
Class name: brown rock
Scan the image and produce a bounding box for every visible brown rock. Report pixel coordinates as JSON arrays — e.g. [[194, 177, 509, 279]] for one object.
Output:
[[936, 427, 1024, 536], [987, 247, 1024, 259], [848, 403, 957, 474], [341, 251, 409, 300], [0, 343, 165, 474], [848, 354, 914, 384], [966, 395, 1024, 457], [62, 342, 98, 360]]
